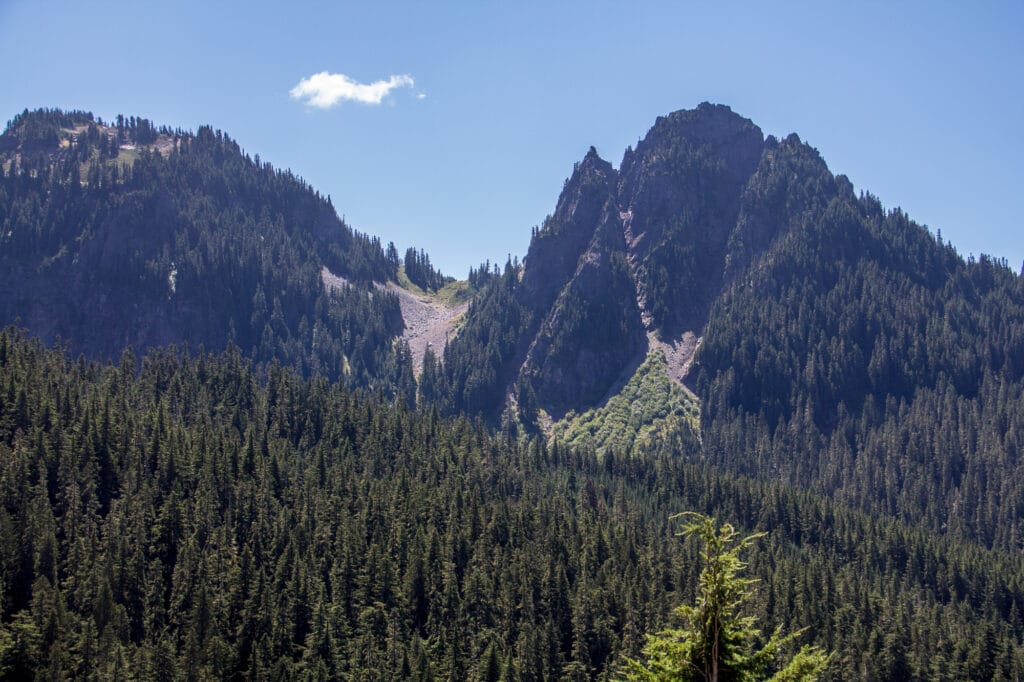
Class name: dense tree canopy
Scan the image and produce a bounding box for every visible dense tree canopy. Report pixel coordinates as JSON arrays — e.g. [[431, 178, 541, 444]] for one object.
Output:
[[695, 159, 1024, 554], [0, 109, 408, 393], [2, 105, 1024, 680], [0, 328, 1021, 679]]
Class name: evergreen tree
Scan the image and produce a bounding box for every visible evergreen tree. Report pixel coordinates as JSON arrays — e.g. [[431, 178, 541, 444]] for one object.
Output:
[[624, 513, 829, 681]]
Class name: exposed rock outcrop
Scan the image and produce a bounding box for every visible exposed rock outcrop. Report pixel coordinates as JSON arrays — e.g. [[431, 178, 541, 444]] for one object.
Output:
[[461, 102, 845, 422]]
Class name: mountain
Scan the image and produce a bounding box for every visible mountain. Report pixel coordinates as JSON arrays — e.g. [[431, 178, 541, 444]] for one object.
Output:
[[440, 105, 773, 424], [2, 104, 1024, 678], [0, 108, 415, 396], [443, 103, 1024, 553], [443, 103, 843, 420], [4, 105, 1022, 556]]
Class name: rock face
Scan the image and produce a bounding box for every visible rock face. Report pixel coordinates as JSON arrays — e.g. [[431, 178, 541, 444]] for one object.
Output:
[[521, 202, 646, 415], [460, 102, 849, 421], [619, 103, 766, 335], [516, 147, 645, 415], [520, 147, 617, 310], [448, 102, 905, 425]]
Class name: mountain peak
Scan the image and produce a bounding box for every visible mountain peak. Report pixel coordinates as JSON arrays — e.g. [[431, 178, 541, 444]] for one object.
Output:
[[668, 100, 742, 121], [520, 143, 617, 309], [648, 102, 763, 147], [574, 144, 613, 179]]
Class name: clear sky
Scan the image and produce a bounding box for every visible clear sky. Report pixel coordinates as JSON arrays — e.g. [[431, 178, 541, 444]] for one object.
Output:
[[2, 1, 1022, 276]]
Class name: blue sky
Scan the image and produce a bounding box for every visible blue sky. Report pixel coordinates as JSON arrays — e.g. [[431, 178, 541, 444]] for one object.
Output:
[[2, 1, 1022, 276]]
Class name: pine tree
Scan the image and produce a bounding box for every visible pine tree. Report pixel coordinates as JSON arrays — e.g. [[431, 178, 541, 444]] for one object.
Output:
[[623, 513, 829, 681]]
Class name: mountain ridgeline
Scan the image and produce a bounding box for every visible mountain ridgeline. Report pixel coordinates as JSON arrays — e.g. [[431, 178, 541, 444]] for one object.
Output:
[[444, 104, 772, 421], [0, 108, 416, 399], [442, 103, 1024, 554], [2, 104, 1024, 678]]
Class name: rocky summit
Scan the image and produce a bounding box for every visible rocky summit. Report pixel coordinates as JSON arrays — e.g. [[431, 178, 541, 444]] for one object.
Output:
[[1, 103, 1023, 680]]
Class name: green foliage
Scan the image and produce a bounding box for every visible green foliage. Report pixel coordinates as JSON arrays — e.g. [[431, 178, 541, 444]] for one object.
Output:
[[0, 327, 1022, 678], [434, 277, 476, 307], [0, 108, 408, 394], [0, 108, 95, 158], [403, 246, 451, 292], [624, 513, 828, 681], [552, 349, 700, 458], [695, 138, 1024, 552], [443, 258, 532, 418], [0, 611, 43, 679]]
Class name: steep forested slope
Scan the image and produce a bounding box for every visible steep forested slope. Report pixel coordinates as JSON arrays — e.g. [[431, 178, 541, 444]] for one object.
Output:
[[0, 108, 412, 394], [1, 329, 1022, 679], [445, 104, 1024, 559], [3, 103, 1024, 679], [696, 175, 1024, 551]]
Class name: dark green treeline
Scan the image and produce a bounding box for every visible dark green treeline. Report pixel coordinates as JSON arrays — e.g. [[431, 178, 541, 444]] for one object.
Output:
[[0, 329, 1022, 679]]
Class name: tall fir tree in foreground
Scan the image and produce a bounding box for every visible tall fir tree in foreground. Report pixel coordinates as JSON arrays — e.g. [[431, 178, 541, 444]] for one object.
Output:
[[624, 513, 829, 681]]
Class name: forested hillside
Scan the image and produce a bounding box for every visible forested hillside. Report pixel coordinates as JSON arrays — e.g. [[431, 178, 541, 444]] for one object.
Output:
[[442, 105, 1024, 554], [691, 134, 1024, 556], [1, 329, 1022, 679], [2, 104, 1024, 679], [0, 109, 413, 394]]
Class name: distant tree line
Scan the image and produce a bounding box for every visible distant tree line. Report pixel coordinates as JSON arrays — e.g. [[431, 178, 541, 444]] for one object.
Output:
[[0, 328, 1021, 679], [404, 247, 451, 292]]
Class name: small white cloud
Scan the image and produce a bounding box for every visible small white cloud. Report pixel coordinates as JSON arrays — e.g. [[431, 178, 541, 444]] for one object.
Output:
[[416, 92, 428, 100], [290, 71, 415, 108]]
